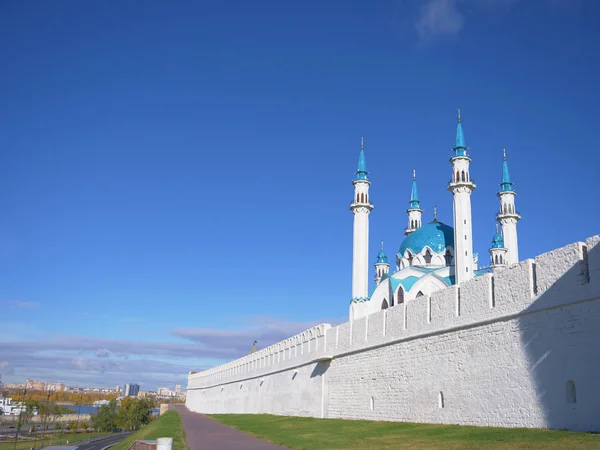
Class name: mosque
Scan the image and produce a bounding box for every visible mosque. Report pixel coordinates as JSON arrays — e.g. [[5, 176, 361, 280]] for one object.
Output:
[[350, 110, 521, 321], [188, 109, 600, 431]]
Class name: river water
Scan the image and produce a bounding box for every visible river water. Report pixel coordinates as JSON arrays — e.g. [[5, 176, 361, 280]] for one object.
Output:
[[59, 405, 160, 415]]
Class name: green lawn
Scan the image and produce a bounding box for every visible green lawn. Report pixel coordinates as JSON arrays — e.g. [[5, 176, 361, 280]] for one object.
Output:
[[0, 432, 107, 450], [207, 414, 600, 450], [109, 411, 186, 450]]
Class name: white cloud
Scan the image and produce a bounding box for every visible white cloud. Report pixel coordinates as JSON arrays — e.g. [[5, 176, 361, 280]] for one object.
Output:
[[171, 315, 345, 353], [414, 0, 520, 40], [0, 315, 344, 390], [416, 0, 464, 39], [95, 348, 111, 358], [3, 300, 40, 309]]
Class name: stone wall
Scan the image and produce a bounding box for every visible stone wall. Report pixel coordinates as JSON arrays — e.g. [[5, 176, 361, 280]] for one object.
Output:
[[186, 235, 600, 431]]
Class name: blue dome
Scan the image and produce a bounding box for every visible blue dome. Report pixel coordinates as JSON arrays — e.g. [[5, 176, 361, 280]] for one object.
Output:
[[376, 249, 388, 264], [491, 231, 504, 249], [398, 221, 454, 256]]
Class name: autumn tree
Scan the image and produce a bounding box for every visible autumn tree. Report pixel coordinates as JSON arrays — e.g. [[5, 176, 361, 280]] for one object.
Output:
[[115, 397, 154, 431], [91, 400, 117, 432]]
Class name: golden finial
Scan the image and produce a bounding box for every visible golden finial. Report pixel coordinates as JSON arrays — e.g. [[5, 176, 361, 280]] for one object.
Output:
[[360, 136, 364, 150], [457, 108, 461, 124]]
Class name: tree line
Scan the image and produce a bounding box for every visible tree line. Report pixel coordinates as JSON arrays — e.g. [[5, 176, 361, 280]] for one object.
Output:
[[91, 397, 156, 432], [5, 389, 118, 405]]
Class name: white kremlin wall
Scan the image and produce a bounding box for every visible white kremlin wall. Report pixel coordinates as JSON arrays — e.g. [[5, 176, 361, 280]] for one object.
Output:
[[186, 234, 600, 431]]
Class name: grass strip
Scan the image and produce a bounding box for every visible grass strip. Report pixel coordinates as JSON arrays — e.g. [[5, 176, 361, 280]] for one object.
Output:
[[208, 414, 600, 450], [0, 432, 108, 450], [109, 411, 185, 450]]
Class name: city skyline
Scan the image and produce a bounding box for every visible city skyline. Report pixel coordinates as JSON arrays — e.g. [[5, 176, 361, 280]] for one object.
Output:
[[2, 377, 184, 394], [1, 0, 599, 390]]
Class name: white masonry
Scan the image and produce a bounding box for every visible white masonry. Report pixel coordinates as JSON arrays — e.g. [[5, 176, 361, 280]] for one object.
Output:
[[350, 137, 373, 311], [448, 109, 475, 283]]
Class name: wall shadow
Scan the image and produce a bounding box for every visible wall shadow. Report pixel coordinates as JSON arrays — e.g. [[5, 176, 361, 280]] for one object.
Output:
[[310, 361, 330, 378], [518, 240, 599, 432]]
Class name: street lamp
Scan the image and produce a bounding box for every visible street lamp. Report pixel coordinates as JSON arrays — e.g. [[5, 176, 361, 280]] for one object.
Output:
[[40, 391, 51, 448], [13, 388, 27, 450]]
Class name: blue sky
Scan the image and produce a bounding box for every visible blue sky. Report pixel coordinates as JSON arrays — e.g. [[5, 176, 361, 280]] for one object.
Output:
[[1, 0, 599, 390]]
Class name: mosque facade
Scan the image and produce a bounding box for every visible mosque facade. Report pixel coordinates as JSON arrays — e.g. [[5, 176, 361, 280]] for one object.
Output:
[[350, 110, 520, 321]]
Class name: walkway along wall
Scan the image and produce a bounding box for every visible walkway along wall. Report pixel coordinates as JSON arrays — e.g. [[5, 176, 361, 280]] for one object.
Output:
[[186, 234, 600, 431]]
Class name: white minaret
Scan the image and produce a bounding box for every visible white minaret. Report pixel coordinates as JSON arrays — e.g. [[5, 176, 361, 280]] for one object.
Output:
[[489, 223, 508, 269], [374, 240, 390, 284], [350, 137, 373, 313], [405, 169, 423, 235], [496, 148, 521, 264], [447, 109, 476, 284]]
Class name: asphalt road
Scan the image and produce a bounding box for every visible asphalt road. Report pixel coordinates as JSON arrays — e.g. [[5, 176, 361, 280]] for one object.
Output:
[[69, 432, 131, 450]]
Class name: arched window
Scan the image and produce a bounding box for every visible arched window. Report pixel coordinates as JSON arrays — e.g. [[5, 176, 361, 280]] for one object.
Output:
[[438, 391, 444, 408], [566, 380, 576, 403], [424, 249, 432, 264], [360, 193, 364, 203], [407, 252, 413, 266], [396, 287, 405, 304], [503, 204, 508, 214], [494, 255, 498, 264], [461, 171, 465, 181], [444, 250, 452, 266], [466, 172, 469, 182], [381, 299, 389, 310], [456, 171, 460, 182], [416, 291, 424, 297], [499, 255, 503, 264]]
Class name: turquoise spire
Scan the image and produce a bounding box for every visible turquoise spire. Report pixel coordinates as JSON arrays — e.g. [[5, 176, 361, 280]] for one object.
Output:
[[409, 169, 420, 210], [491, 223, 505, 249], [500, 148, 514, 192], [376, 240, 388, 264], [355, 136, 368, 181], [453, 108, 467, 157]]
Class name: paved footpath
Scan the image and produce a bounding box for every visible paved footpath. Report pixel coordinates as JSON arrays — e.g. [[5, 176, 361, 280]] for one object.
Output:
[[175, 405, 288, 450]]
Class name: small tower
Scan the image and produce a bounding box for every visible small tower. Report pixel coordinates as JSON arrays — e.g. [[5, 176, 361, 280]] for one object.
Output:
[[489, 224, 508, 269], [496, 148, 521, 264], [405, 169, 423, 235], [248, 340, 258, 355], [350, 137, 373, 316], [447, 109, 476, 284], [374, 241, 390, 284]]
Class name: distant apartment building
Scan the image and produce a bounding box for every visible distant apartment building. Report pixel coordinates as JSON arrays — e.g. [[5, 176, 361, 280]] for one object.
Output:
[[25, 380, 46, 390], [156, 387, 171, 397], [124, 383, 140, 397], [45, 382, 66, 392], [156, 386, 185, 399], [115, 385, 121, 392]]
